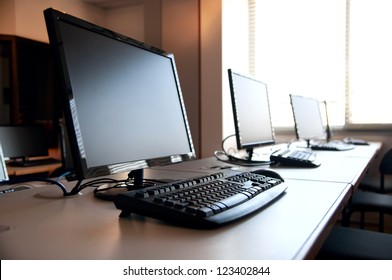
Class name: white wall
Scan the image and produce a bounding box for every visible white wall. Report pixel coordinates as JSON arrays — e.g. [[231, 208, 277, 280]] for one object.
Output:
[[0, 0, 15, 36], [200, 0, 222, 158], [105, 4, 145, 42], [161, 0, 200, 156]]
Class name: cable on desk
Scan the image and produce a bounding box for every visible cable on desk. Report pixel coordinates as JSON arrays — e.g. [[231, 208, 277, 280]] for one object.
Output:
[[55, 171, 74, 182], [213, 134, 271, 166], [2, 172, 170, 198], [68, 172, 167, 197]]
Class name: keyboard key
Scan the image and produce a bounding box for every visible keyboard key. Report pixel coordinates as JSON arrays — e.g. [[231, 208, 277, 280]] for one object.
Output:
[[218, 193, 249, 208]]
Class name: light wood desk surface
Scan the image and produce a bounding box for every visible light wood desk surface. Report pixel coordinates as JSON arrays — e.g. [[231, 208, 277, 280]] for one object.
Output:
[[0, 143, 381, 260]]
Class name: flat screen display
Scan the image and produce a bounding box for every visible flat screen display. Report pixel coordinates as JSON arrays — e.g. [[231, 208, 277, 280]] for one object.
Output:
[[45, 8, 195, 180], [0, 126, 48, 160], [228, 69, 275, 151], [290, 94, 325, 140], [0, 143, 8, 181]]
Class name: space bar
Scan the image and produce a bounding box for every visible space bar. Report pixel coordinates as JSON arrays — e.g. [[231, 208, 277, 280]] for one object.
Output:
[[219, 193, 250, 208], [196, 193, 250, 217]]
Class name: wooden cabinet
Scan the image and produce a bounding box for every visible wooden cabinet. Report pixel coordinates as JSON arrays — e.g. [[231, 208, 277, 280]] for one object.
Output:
[[0, 35, 61, 147]]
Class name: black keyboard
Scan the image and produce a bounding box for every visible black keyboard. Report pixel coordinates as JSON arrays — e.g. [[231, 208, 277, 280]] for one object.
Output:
[[270, 148, 321, 168], [114, 170, 287, 228], [310, 141, 355, 151]]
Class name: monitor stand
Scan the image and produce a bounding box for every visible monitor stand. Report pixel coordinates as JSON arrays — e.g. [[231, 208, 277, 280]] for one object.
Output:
[[246, 148, 254, 161], [62, 166, 144, 201], [93, 169, 144, 201], [227, 147, 271, 166], [324, 100, 332, 142], [129, 169, 144, 188]]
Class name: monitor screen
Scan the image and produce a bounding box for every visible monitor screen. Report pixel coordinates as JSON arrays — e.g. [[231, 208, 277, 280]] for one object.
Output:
[[0, 125, 49, 160], [44, 8, 195, 182], [0, 143, 8, 181], [228, 69, 275, 154], [290, 94, 325, 140]]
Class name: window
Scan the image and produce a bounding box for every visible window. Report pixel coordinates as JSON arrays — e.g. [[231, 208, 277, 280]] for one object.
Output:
[[347, 0, 392, 128], [252, 0, 345, 128], [223, 0, 392, 135]]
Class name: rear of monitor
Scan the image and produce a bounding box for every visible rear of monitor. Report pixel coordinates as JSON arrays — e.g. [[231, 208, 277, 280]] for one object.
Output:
[[44, 8, 195, 190], [289, 94, 326, 145], [227, 69, 275, 163]]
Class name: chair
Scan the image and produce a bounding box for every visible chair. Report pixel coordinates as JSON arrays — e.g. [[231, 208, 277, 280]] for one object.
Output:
[[316, 226, 392, 260], [342, 148, 392, 232], [345, 190, 392, 232], [359, 148, 392, 194]]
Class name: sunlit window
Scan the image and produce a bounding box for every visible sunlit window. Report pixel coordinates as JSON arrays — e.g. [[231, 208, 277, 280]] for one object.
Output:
[[252, 0, 345, 128], [348, 0, 392, 127], [223, 0, 392, 135]]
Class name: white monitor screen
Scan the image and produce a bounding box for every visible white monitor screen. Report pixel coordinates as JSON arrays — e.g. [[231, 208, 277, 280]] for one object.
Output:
[[290, 94, 325, 140], [228, 70, 275, 150]]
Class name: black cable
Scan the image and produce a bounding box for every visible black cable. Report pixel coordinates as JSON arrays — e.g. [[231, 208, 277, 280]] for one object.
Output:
[[214, 134, 271, 166], [93, 180, 129, 196], [2, 171, 168, 198], [68, 177, 126, 196], [221, 134, 236, 155], [76, 175, 165, 197]]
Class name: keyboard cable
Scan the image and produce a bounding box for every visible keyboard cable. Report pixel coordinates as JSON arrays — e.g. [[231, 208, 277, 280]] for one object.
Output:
[[213, 134, 271, 166]]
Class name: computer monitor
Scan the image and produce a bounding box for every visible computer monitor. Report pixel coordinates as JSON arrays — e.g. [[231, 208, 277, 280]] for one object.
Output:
[[289, 94, 326, 143], [0, 125, 49, 162], [44, 8, 195, 185], [227, 69, 275, 161], [0, 143, 8, 182]]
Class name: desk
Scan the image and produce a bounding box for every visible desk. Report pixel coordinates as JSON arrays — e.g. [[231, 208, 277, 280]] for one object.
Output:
[[156, 142, 381, 188], [0, 143, 381, 260], [6, 162, 62, 177]]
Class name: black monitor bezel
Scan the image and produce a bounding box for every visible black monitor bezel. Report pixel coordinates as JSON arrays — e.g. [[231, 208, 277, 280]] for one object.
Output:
[[228, 69, 275, 151], [44, 8, 196, 180]]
